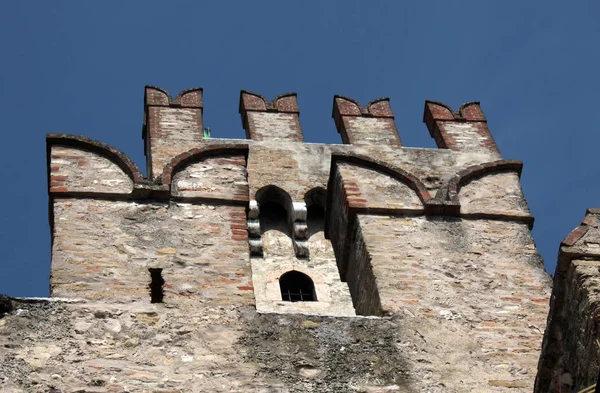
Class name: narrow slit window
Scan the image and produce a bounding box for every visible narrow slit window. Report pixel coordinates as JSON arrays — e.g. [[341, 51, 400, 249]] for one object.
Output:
[[280, 271, 317, 302], [148, 268, 165, 303]]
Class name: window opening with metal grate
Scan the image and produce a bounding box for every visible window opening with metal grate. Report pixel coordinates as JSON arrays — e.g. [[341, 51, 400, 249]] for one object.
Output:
[[279, 271, 316, 302]]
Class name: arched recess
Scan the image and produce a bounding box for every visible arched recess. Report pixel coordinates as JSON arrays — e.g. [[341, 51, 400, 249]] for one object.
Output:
[[279, 271, 317, 302], [330, 158, 426, 212], [327, 153, 431, 210], [46, 134, 142, 194], [256, 185, 294, 237], [305, 187, 327, 238], [442, 160, 531, 220], [162, 144, 249, 202]]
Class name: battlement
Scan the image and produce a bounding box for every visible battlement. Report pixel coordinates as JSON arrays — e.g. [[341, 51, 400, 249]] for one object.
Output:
[[133, 87, 505, 184], [332, 95, 402, 147], [423, 100, 500, 156], [143, 86, 205, 179], [17, 84, 556, 392], [239, 91, 303, 142], [47, 85, 533, 306], [144, 85, 204, 108]]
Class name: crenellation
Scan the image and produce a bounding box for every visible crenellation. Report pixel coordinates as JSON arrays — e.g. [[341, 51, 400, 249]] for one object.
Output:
[[239, 90, 303, 142], [143, 86, 204, 179], [0, 85, 567, 392], [332, 95, 402, 147], [424, 100, 501, 158]]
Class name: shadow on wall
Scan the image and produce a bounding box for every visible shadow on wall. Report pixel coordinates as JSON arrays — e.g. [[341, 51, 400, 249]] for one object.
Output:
[[305, 187, 327, 239], [257, 186, 294, 237]]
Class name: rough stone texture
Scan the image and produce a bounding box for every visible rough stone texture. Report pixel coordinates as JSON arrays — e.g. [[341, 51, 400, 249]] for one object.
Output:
[[245, 112, 303, 142], [246, 141, 497, 202], [172, 154, 248, 201], [336, 162, 423, 211], [0, 299, 426, 393], [251, 229, 355, 316], [343, 117, 401, 146], [459, 172, 530, 217], [3, 87, 563, 392], [441, 122, 499, 156], [346, 214, 552, 391], [535, 211, 600, 392], [51, 199, 252, 305], [50, 146, 133, 194], [239, 91, 303, 142], [332, 96, 402, 147], [247, 142, 332, 201]]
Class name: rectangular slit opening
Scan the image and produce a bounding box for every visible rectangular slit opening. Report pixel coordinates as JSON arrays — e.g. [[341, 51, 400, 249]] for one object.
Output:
[[148, 268, 165, 303]]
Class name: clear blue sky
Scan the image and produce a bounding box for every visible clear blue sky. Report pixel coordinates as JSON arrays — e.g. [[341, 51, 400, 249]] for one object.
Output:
[[1, 1, 598, 297]]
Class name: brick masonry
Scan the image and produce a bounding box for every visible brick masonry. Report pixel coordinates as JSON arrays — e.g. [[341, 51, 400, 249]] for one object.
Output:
[[51, 199, 252, 306], [332, 96, 402, 147], [50, 146, 133, 194], [144, 86, 204, 179], [424, 100, 501, 158], [0, 86, 565, 393], [171, 154, 248, 201]]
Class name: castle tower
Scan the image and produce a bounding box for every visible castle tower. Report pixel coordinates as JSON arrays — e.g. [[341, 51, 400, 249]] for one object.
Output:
[[0, 86, 552, 392]]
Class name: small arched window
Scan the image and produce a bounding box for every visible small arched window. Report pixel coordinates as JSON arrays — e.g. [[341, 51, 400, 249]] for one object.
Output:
[[279, 271, 317, 302]]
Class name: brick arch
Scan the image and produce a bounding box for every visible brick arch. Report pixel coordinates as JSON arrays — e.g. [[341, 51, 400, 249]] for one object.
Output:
[[46, 133, 143, 183], [264, 265, 331, 303], [160, 143, 249, 186], [328, 153, 432, 205], [440, 160, 523, 204]]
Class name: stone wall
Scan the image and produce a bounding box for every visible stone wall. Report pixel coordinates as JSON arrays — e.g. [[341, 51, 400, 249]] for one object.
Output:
[[351, 215, 551, 390], [51, 199, 252, 305], [0, 86, 559, 392], [171, 154, 248, 201], [250, 229, 355, 316], [0, 299, 418, 393], [332, 96, 402, 147], [50, 146, 133, 194], [535, 209, 600, 392]]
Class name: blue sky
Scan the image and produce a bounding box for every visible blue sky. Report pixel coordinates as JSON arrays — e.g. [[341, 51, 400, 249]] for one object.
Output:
[[1, 1, 598, 296]]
